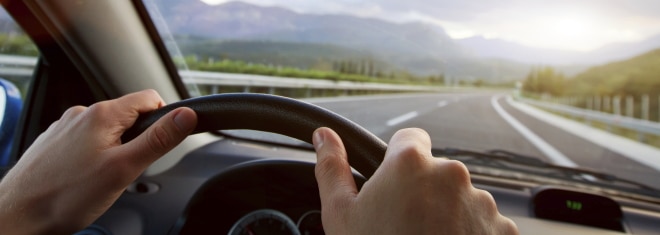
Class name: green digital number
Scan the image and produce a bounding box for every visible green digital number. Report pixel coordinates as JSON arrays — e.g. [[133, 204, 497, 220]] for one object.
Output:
[[566, 200, 583, 211]]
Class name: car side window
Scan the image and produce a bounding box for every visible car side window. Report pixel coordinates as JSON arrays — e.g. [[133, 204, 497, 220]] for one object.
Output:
[[0, 7, 39, 166]]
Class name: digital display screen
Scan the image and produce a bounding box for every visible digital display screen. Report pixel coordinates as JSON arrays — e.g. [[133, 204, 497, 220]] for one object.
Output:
[[531, 187, 624, 232]]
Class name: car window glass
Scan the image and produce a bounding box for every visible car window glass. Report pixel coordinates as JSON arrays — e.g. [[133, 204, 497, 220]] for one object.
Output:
[[142, 0, 660, 192], [0, 6, 39, 166]]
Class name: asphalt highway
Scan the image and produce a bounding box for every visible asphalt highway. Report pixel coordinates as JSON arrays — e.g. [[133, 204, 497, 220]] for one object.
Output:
[[311, 91, 660, 190]]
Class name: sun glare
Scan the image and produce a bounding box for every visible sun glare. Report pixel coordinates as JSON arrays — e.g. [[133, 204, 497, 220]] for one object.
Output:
[[553, 18, 589, 39], [513, 13, 609, 52], [201, 0, 228, 5], [547, 17, 594, 50]]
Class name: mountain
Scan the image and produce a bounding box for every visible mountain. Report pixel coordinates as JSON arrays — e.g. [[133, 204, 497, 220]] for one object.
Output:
[[153, 0, 533, 80], [166, 1, 464, 58], [158, 1, 467, 59], [0, 0, 654, 81], [158, 0, 299, 39]]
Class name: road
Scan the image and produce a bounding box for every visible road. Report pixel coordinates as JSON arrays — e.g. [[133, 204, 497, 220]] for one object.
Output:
[[310, 91, 660, 190]]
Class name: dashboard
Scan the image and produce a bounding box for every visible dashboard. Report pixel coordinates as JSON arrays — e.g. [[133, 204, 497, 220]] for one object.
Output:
[[171, 158, 364, 234], [92, 137, 660, 235]]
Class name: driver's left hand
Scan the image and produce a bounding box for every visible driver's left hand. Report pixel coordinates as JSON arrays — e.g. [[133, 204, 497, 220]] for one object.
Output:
[[0, 90, 197, 234]]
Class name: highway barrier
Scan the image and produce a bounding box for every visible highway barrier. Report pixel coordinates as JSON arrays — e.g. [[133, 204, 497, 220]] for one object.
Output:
[[517, 96, 660, 142], [1, 54, 443, 97]]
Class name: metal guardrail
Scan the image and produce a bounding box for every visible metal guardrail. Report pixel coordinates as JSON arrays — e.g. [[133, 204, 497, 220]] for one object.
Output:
[[0, 54, 442, 93], [0, 54, 37, 67], [0, 67, 34, 77], [179, 70, 442, 92], [518, 97, 660, 137], [0, 54, 38, 78]]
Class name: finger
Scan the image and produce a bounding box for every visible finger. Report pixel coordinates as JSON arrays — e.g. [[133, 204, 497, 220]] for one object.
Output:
[[114, 89, 166, 113], [381, 128, 433, 171], [103, 89, 166, 129], [113, 107, 197, 168], [313, 127, 358, 206]]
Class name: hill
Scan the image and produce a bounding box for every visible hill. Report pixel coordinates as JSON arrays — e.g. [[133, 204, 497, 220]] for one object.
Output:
[[566, 48, 660, 97]]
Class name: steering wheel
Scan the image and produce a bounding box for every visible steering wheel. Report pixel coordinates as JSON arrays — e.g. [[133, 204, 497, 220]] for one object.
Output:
[[121, 93, 387, 179]]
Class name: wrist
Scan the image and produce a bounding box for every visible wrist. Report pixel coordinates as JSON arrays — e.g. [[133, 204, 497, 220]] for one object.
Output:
[[0, 178, 58, 234]]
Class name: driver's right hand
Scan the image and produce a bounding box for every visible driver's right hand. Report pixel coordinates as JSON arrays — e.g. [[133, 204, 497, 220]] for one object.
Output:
[[312, 127, 519, 235]]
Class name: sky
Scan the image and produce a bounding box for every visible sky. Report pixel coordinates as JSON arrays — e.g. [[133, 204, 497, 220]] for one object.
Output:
[[200, 0, 660, 52]]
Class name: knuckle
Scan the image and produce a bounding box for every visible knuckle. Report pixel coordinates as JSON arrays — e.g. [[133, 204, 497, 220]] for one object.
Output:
[[62, 105, 87, 118], [386, 128, 433, 173], [439, 159, 471, 186], [499, 216, 520, 234], [393, 128, 431, 148], [475, 189, 499, 214], [391, 142, 428, 168], [406, 127, 430, 138], [86, 101, 112, 118], [397, 142, 426, 159], [476, 188, 495, 201]]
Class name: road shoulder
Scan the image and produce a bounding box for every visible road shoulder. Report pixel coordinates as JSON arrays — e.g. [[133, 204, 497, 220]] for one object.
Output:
[[507, 96, 660, 171]]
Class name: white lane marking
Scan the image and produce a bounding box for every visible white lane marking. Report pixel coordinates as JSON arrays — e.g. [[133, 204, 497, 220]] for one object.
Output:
[[507, 96, 660, 171], [437, 100, 448, 107], [386, 111, 419, 126], [491, 96, 578, 167]]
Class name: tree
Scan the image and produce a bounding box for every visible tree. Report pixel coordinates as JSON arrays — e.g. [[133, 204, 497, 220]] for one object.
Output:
[[522, 66, 565, 96]]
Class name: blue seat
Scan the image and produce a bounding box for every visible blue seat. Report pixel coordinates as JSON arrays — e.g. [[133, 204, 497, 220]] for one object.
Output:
[[0, 78, 22, 166]]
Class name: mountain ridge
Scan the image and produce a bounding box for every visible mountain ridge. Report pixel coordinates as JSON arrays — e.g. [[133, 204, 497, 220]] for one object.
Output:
[[150, 1, 660, 80], [155, 0, 533, 80], [458, 35, 660, 65], [160, 1, 660, 66]]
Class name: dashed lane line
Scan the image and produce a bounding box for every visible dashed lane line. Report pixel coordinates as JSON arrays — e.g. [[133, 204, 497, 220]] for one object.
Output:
[[386, 111, 419, 126]]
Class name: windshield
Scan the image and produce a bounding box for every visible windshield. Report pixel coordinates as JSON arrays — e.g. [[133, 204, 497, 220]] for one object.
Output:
[[142, 0, 660, 192]]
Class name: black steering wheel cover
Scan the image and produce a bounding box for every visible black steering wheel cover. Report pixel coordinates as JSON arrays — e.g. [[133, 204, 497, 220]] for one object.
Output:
[[121, 93, 387, 179]]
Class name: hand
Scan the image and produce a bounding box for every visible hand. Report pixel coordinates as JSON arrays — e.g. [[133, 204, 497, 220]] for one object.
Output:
[[0, 90, 197, 234], [312, 127, 518, 234]]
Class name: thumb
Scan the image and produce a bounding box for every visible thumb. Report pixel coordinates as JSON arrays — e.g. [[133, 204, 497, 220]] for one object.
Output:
[[119, 107, 197, 168], [313, 127, 358, 208]]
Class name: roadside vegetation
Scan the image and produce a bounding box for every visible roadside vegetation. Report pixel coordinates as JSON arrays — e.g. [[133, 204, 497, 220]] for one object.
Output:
[[0, 33, 39, 98], [0, 33, 38, 56], [181, 56, 446, 86]]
